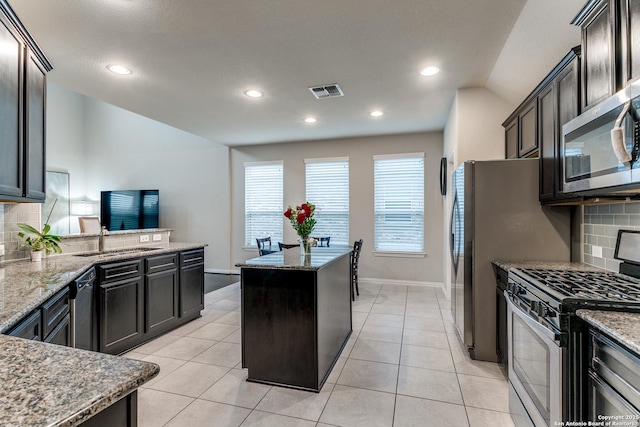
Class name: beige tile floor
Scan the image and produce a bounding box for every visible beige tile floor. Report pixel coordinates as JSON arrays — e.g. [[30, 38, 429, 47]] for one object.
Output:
[[123, 282, 516, 427]]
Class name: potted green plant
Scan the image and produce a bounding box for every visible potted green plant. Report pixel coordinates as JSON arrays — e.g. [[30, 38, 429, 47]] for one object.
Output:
[[17, 200, 63, 261]]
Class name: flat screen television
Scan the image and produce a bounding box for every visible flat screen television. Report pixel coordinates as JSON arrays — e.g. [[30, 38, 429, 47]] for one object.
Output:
[[100, 189, 159, 231]]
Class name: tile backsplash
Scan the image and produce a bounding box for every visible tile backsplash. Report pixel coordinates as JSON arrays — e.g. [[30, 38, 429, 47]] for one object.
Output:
[[1, 203, 42, 260], [583, 202, 640, 271]]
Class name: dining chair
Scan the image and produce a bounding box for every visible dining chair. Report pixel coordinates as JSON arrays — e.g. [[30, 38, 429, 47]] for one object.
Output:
[[351, 239, 363, 301], [278, 242, 299, 251], [317, 237, 331, 247], [78, 217, 102, 234], [256, 237, 274, 256]]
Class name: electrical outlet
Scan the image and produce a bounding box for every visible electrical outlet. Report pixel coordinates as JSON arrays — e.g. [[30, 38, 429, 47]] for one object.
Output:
[[592, 245, 603, 258], [153, 234, 162, 241], [139, 235, 150, 243], [0, 243, 5, 256]]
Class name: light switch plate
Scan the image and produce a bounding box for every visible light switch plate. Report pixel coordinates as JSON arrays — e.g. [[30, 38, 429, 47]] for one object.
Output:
[[153, 234, 162, 241], [592, 245, 603, 258], [140, 235, 150, 243], [0, 243, 5, 256]]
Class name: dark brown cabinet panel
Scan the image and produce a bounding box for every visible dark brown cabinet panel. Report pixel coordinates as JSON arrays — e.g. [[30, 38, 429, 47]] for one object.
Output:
[[619, 0, 640, 84], [505, 119, 518, 159], [580, 0, 614, 109], [0, 1, 51, 202], [539, 84, 556, 200], [43, 313, 71, 347], [99, 276, 144, 355], [24, 50, 46, 200], [0, 12, 23, 199], [145, 267, 179, 335], [179, 249, 205, 319], [519, 101, 538, 157], [6, 310, 41, 341]]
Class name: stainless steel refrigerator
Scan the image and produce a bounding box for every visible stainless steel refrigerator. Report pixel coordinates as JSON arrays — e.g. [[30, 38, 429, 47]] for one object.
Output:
[[449, 158, 571, 362]]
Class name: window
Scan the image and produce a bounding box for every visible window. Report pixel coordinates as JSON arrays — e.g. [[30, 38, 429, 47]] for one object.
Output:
[[374, 153, 424, 252], [245, 161, 283, 246], [305, 158, 349, 246]]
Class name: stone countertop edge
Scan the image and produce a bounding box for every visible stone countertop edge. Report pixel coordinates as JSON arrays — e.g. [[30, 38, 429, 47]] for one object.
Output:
[[0, 335, 159, 427], [576, 309, 640, 356], [61, 228, 175, 239], [0, 242, 207, 334], [235, 247, 352, 271], [491, 259, 605, 272]]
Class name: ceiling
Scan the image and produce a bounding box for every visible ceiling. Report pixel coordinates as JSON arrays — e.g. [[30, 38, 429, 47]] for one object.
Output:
[[10, 0, 585, 147]]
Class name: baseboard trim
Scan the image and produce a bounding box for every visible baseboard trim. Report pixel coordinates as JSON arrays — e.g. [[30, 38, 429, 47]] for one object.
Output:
[[359, 277, 444, 290]]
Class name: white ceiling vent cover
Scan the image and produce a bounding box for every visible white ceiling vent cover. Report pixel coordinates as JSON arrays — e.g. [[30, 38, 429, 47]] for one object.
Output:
[[308, 84, 344, 99]]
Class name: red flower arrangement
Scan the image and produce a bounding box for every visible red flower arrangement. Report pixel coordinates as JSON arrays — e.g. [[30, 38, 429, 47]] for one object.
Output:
[[284, 202, 316, 239]]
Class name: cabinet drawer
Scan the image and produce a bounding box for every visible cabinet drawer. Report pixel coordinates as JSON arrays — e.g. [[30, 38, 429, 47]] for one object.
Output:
[[180, 249, 204, 266], [41, 287, 70, 338], [100, 259, 143, 283], [6, 310, 42, 341], [146, 253, 178, 273]]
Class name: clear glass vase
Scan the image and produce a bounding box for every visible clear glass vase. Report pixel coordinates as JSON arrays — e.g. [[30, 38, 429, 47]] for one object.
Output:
[[300, 237, 312, 256]]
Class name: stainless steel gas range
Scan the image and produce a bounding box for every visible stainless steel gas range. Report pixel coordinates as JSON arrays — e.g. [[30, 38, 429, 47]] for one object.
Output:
[[506, 230, 640, 427]]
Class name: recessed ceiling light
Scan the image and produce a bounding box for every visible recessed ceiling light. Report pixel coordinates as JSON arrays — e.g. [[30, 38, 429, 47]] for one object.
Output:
[[304, 117, 317, 123], [244, 89, 263, 98], [420, 66, 440, 76], [107, 64, 132, 75], [370, 110, 384, 117]]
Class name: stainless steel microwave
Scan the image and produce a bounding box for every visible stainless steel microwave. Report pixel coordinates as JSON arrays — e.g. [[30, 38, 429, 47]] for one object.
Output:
[[562, 80, 640, 195]]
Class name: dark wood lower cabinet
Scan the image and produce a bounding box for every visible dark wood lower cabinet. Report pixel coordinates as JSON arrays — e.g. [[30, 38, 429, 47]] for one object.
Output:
[[43, 313, 71, 346], [145, 267, 179, 335], [99, 276, 144, 355], [80, 391, 138, 427], [179, 250, 205, 319]]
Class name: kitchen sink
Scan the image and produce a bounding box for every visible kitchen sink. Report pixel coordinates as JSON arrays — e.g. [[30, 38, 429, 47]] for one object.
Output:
[[74, 247, 162, 258]]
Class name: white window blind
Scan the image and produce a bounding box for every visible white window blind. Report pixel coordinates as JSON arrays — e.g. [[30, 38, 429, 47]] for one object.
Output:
[[374, 153, 424, 252], [305, 158, 349, 246], [245, 162, 283, 246]]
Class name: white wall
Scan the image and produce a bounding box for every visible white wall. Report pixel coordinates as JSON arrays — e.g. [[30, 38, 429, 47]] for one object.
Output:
[[441, 87, 515, 297], [46, 85, 231, 271], [230, 132, 444, 285]]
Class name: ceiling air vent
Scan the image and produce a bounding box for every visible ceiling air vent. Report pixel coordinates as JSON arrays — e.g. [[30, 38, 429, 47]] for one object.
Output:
[[308, 84, 344, 99]]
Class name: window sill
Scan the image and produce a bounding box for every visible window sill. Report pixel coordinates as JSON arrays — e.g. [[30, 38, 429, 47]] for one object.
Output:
[[372, 251, 426, 259]]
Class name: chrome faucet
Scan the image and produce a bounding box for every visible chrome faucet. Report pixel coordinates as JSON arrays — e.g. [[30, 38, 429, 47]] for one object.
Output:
[[99, 226, 109, 252]]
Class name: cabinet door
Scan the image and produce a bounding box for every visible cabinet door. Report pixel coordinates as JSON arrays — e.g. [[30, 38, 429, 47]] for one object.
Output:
[[556, 57, 580, 196], [504, 118, 518, 159], [519, 101, 538, 157], [100, 276, 144, 355], [538, 84, 556, 201], [24, 49, 46, 201], [6, 310, 41, 341], [145, 268, 179, 336], [620, 0, 640, 84], [43, 313, 71, 347], [582, 0, 614, 109], [180, 264, 204, 318], [0, 14, 23, 199]]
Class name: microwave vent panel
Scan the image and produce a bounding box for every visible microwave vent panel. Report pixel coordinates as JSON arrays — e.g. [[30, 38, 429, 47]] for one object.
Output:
[[309, 84, 344, 99]]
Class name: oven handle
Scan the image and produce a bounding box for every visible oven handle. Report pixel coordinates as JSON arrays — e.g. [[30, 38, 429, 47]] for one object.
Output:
[[506, 294, 566, 347]]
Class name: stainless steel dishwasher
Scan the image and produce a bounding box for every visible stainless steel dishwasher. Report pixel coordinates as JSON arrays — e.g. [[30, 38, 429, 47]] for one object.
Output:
[[72, 267, 97, 351]]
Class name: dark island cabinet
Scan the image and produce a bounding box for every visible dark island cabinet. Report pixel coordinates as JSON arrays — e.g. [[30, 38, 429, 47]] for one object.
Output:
[[98, 249, 205, 355], [98, 260, 144, 355], [6, 285, 71, 346], [179, 249, 205, 319], [145, 254, 179, 336], [0, 0, 51, 202]]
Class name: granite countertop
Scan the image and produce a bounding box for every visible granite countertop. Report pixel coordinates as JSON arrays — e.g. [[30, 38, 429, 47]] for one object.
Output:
[[236, 246, 352, 270], [62, 228, 174, 239], [492, 259, 604, 272], [0, 334, 159, 426], [577, 309, 640, 355], [0, 242, 206, 334]]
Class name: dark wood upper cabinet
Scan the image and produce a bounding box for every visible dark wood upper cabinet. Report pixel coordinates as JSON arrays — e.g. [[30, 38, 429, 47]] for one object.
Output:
[[0, 0, 51, 203], [619, 0, 640, 85], [504, 47, 581, 204]]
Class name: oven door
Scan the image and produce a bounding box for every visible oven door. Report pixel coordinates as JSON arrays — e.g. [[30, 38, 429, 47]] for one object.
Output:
[[507, 296, 564, 427]]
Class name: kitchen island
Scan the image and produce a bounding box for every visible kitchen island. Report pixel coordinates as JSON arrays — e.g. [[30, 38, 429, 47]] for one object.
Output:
[[236, 247, 352, 392]]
